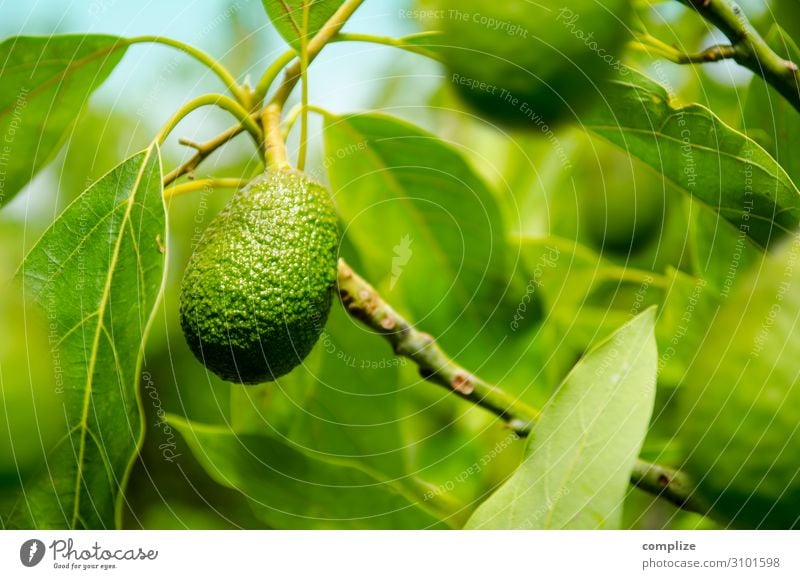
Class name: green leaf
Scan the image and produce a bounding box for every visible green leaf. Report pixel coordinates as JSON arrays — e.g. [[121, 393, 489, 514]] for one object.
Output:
[[0, 34, 127, 207], [466, 309, 658, 529], [169, 416, 447, 529], [387, 32, 444, 61], [261, 0, 343, 50], [230, 301, 407, 480], [744, 25, 800, 186], [323, 112, 509, 333], [7, 144, 166, 529], [680, 236, 800, 528], [655, 266, 718, 387], [588, 68, 800, 248], [689, 199, 763, 295]]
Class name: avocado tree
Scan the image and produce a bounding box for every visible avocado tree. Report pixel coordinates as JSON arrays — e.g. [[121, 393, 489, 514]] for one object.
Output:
[[1, 0, 799, 530]]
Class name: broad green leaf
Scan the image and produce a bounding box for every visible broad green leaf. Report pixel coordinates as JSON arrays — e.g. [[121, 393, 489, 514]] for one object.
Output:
[[0, 34, 127, 206], [230, 302, 407, 480], [588, 68, 800, 248], [517, 235, 660, 315], [680, 236, 800, 528], [324, 112, 510, 334], [230, 303, 470, 520], [689, 199, 763, 295], [744, 26, 800, 186], [170, 416, 447, 529], [466, 309, 658, 529], [7, 145, 166, 529], [655, 267, 717, 387], [261, 0, 343, 50]]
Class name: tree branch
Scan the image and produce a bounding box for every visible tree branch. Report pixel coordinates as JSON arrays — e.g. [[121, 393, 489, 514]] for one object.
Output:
[[630, 460, 709, 515], [336, 258, 706, 516], [678, 0, 800, 111], [337, 259, 540, 433], [158, 0, 706, 518], [268, 0, 365, 108], [163, 121, 250, 186]]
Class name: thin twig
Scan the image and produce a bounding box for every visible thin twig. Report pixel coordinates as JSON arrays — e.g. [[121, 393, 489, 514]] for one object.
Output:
[[163, 0, 365, 186], [630, 460, 710, 515], [677, 0, 800, 111], [336, 259, 540, 433], [336, 258, 707, 515]]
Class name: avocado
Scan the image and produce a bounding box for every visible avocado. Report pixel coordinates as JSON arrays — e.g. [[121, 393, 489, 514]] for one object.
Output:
[[179, 169, 339, 384], [426, 0, 632, 125]]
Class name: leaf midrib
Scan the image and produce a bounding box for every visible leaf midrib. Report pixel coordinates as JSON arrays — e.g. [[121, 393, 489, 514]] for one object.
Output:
[[70, 145, 153, 527]]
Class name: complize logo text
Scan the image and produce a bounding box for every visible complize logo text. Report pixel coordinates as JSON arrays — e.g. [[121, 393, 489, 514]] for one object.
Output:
[[42, 539, 158, 570]]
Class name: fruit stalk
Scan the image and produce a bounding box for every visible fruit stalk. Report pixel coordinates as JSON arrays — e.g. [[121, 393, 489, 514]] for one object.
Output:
[[677, 0, 800, 112], [164, 0, 364, 186], [337, 258, 706, 515]]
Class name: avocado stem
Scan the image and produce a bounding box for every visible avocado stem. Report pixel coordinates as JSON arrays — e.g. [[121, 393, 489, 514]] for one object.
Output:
[[263, 103, 290, 169], [165, 0, 365, 185]]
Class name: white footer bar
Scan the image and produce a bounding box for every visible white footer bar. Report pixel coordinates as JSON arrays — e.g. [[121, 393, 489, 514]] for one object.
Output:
[[1, 531, 797, 578]]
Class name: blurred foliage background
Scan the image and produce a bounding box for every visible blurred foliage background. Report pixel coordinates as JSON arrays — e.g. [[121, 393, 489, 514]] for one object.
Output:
[[0, 0, 795, 529]]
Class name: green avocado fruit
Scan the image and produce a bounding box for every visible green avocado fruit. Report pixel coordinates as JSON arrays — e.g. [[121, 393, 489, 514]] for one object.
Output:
[[680, 237, 800, 528], [577, 144, 666, 253], [426, 0, 632, 125], [179, 169, 340, 384]]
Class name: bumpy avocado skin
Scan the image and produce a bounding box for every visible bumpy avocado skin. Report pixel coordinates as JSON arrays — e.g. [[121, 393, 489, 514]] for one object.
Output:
[[179, 169, 339, 384], [429, 0, 631, 125]]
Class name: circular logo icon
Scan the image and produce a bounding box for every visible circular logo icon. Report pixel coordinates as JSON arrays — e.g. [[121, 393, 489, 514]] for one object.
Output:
[[19, 539, 45, 567]]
